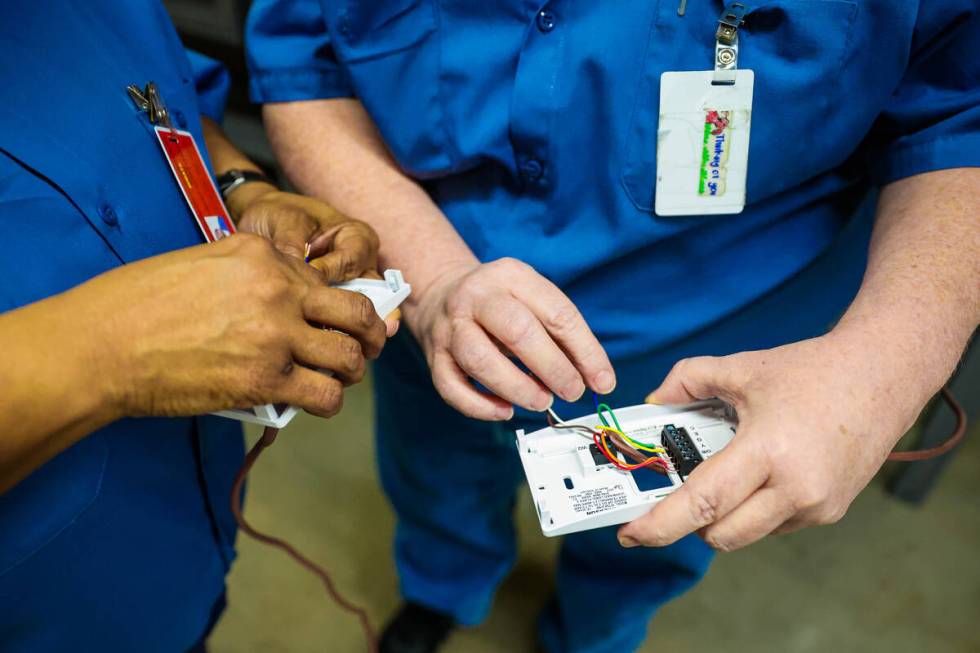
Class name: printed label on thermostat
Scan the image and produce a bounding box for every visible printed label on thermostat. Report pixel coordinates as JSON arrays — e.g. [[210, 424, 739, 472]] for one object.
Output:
[[570, 485, 628, 516], [699, 110, 731, 197]]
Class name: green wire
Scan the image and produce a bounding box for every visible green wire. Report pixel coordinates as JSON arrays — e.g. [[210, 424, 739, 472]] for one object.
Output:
[[596, 403, 623, 431], [597, 401, 665, 454]]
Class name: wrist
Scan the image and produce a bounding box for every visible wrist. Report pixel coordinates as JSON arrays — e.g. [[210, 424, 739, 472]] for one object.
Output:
[[825, 322, 942, 436], [401, 259, 478, 330], [224, 180, 278, 222]]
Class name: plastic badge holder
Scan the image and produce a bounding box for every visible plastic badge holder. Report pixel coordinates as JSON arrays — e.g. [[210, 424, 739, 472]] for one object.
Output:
[[212, 269, 411, 429], [515, 400, 738, 537]]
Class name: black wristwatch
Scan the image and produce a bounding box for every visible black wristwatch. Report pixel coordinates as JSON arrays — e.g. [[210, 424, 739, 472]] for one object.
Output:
[[217, 169, 276, 199]]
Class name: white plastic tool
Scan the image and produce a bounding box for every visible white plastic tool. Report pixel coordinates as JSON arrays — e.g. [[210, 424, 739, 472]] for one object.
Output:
[[515, 401, 737, 537], [212, 269, 411, 429]]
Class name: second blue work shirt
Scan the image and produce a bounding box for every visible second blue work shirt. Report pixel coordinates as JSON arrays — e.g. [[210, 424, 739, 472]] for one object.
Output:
[[0, 4, 243, 651], [247, 0, 980, 359]]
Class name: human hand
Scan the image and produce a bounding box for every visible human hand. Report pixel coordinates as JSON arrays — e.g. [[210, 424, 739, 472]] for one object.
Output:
[[236, 189, 380, 280], [75, 233, 386, 420], [235, 189, 399, 335], [618, 332, 928, 551], [405, 258, 616, 420]]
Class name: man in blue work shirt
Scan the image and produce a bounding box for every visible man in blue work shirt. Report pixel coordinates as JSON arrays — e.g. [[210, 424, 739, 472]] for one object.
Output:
[[0, 3, 390, 651], [248, 2, 980, 652]]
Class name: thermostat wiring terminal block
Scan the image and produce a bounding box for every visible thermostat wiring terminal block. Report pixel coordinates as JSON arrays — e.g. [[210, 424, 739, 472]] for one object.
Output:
[[516, 401, 737, 537]]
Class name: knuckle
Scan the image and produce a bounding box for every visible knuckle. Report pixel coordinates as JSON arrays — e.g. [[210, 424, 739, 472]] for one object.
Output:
[[253, 274, 290, 303], [544, 305, 580, 334], [669, 357, 693, 379], [330, 250, 355, 279], [790, 483, 828, 513], [316, 379, 344, 416], [703, 532, 737, 553], [453, 334, 493, 375], [342, 338, 365, 373], [814, 503, 846, 526], [490, 257, 531, 277], [247, 320, 282, 351], [349, 293, 377, 329], [500, 313, 537, 348], [251, 354, 290, 398], [688, 489, 721, 527], [455, 273, 485, 299], [236, 232, 275, 257]]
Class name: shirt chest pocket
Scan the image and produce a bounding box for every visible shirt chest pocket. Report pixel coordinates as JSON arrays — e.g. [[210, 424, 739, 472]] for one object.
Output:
[[0, 435, 108, 577], [325, 0, 454, 176], [622, 0, 859, 213]]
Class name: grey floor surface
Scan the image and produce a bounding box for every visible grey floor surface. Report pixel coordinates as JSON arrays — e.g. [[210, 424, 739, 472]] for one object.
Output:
[[209, 375, 980, 653]]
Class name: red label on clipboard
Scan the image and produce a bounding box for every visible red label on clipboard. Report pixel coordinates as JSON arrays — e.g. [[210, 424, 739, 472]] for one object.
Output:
[[155, 126, 235, 243]]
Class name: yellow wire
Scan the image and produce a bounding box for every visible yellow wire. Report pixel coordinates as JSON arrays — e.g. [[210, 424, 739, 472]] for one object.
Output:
[[595, 425, 666, 454]]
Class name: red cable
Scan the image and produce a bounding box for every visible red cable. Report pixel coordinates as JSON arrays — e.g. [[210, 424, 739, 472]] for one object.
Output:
[[887, 387, 967, 462], [230, 426, 379, 653]]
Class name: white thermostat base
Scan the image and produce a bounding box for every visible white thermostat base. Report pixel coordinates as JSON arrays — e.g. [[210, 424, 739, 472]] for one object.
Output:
[[516, 400, 737, 537]]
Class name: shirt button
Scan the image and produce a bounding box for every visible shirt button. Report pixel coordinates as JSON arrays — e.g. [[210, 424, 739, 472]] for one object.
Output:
[[520, 158, 544, 181], [536, 10, 556, 33], [98, 203, 119, 227]]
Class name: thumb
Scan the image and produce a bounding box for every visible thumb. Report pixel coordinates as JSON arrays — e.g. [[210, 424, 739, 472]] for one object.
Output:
[[646, 355, 738, 405]]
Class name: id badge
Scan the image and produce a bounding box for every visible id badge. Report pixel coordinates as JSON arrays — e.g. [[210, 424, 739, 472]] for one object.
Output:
[[155, 126, 236, 242], [655, 69, 754, 216]]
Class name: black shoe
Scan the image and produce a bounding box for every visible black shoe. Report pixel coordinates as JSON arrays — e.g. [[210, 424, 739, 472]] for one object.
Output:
[[379, 602, 456, 653]]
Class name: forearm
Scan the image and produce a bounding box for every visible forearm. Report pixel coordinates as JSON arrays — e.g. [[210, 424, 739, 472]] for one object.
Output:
[[262, 99, 478, 318], [0, 288, 120, 492], [833, 168, 980, 425]]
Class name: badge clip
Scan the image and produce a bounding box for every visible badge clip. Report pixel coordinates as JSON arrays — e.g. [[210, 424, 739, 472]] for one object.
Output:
[[127, 82, 179, 140], [713, 2, 749, 85]]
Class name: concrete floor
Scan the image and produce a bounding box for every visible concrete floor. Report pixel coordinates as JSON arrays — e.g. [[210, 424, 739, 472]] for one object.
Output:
[[209, 374, 980, 653]]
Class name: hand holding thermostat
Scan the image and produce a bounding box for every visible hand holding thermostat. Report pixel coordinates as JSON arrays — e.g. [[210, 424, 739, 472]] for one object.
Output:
[[75, 233, 386, 420], [618, 332, 929, 552], [405, 258, 616, 421]]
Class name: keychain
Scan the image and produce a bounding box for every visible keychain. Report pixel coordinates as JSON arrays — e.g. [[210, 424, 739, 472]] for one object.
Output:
[[655, 2, 754, 216]]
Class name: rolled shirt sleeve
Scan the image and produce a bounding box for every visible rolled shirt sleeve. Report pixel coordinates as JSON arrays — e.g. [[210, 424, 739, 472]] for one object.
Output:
[[865, 1, 980, 185], [245, 0, 355, 103], [186, 49, 231, 123]]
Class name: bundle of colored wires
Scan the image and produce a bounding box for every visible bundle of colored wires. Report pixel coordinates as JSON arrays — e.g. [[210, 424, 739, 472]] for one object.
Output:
[[546, 397, 674, 475]]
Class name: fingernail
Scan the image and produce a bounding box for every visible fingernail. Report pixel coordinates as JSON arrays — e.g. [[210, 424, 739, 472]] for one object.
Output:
[[497, 406, 515, 421], [594, 370, 616, 394], [563, 381, 586, 402], [534, 393, 554, 412], [645, 391, 661, 405], [618, 535, 639, 548]]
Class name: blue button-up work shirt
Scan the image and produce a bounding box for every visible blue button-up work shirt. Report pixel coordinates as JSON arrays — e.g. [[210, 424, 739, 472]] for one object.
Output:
[[0, 4, 243, 651], [247, 0, 980, 360]]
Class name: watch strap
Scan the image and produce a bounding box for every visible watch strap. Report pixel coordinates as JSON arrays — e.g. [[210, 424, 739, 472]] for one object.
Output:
[[217, 169, 275, 199]]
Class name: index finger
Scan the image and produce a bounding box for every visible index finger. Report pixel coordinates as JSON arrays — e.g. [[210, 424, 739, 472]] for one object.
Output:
[[310, 227, 377, 282], [617, 434, 769, 547], [509, 276, 615, 394]]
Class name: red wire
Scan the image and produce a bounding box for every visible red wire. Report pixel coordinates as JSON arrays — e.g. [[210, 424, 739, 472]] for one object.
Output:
[[593, 432, 670, 473]]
